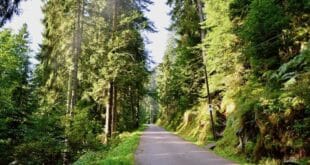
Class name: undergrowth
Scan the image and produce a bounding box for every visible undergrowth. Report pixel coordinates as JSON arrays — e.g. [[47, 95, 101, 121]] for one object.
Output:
[[74, 126, 146, 165]]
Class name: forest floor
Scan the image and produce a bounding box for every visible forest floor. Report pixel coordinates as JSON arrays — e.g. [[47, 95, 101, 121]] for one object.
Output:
[[135, 124, 237, 165]]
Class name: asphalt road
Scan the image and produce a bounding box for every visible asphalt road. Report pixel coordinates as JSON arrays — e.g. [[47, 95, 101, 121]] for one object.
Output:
[[135, 124, 237, 165]]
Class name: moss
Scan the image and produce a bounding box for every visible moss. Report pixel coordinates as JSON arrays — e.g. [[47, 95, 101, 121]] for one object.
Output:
[[158, 102, 215, 146], [299, 158, 310, 165], [214, 147, 249, 164], [158, 69, 310, 163], [214, 113, 248, 163], [258, 158, 281, 165]]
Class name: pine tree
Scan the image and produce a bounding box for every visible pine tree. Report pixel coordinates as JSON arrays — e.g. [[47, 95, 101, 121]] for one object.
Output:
[[0, 24, 31, 164], [0, 0, 22, 27]]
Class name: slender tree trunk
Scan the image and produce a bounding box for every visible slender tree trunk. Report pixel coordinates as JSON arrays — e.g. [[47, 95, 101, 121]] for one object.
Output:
[[129, 87, 135, 129], [108, 1, 117, 127], [70, 0, 84, 112], [104, 0, 119, 142], [111, 82, 117, 135], [136, 100, 140, 128], [64, 0, 84, 163], [105, 101, 110, 143], [196, 0, 208, 100], [135, 89, 140, 128], [195, 0, 216, 140], [105, 81, 113, 143], [66, 0, 84, 119]]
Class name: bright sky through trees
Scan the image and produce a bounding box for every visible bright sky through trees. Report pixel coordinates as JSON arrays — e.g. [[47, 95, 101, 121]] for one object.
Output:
[[144, 0, 171, 68], [3, 0, 171, 67], [3, 0, 43, 65], [1, 0, 309, 164]]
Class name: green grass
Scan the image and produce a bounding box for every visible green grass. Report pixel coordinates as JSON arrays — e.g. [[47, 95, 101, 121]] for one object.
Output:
[[74, 126, 146, 165], [214, 146, 251, 164]]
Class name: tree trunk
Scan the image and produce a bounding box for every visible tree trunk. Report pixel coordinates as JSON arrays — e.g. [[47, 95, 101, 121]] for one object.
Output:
[[64, 0, 84, 163], [111, 81, 117, 136], [105, 101, 110, 143], [70, 0, 84, 113], [129, 87, 135, 129], [66, 0, 84, 118], [135, 90, 140, 128], [195, 0, 216, 140], [105, 81, 113, 143], [108, 0, 118, 137]]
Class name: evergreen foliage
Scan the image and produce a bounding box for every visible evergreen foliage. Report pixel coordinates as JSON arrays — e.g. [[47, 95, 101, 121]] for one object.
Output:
[[0, 25, 32, 164], [157, 0, 310, 163], [0, 0, 153, 164], [0, 0, 309, 164], [0, 0, 22, 27]]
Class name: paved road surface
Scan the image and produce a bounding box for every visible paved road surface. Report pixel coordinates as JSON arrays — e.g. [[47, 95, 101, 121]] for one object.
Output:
[[135, 124, 237, 165]]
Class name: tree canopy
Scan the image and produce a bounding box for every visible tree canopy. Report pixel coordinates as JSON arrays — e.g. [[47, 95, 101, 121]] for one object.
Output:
[[0, 0, 22, 27], [0, 0, 309, 164]]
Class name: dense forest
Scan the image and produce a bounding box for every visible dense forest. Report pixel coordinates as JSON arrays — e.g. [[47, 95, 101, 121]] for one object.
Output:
[[1, 0, 154, 164], [156, 0, 309, 164], [0, 0, 309, 164]]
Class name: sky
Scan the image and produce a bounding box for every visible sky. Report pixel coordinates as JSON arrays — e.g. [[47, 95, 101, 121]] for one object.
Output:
[[144, 1, 171, 67], [3, 0, 171, 67], [3, 0, 43, 64]]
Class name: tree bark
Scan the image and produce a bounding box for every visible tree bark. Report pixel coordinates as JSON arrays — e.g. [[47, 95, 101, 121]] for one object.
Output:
[[105, 81, 113, 142], [195, 0, 216, 140], [67, 0, 84, 117], [70, 0, 84, 113], [111, 81, 117, 136], [129, 87, 135, 129], [64, 0, 84, 163], [135, 89, 140, 128]]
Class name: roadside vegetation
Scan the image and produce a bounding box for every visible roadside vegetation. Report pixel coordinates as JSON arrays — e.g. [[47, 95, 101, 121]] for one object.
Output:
[[156, 0, 309, 164], [0, 0, 309, 164], [0, 0, 153, 164], [74, 126, 146, 165]]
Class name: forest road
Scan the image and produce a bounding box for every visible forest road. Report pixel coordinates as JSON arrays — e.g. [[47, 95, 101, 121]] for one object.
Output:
[[135, 124, 237, 165]]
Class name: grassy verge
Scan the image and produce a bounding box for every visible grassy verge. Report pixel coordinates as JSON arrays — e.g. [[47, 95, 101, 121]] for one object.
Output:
[[74, 126, 146, 165], [213, 147, 250, 164]]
